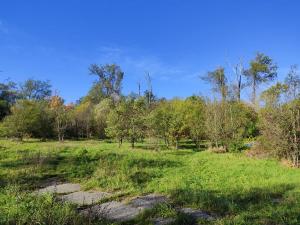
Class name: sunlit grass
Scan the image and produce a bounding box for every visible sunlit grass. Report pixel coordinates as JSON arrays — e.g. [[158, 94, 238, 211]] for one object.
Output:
[[1, 139, 300, 224]]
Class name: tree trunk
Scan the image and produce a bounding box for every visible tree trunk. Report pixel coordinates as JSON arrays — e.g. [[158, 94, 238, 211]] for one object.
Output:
[[164, 137, 169, 148], [118, 138, 123, 148], [237, 74, 241, 101], [175, 138, 179, 150], [252, 78, 256, 105]]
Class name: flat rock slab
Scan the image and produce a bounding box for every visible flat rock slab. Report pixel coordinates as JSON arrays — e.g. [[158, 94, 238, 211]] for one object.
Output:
[[37, 183, 81, 195], [81, 201, 141, 222], [129, 194, 168, 210], [180, 208, 214, 221], [60, 191, 111, 206], [153, 217, 176, 225]]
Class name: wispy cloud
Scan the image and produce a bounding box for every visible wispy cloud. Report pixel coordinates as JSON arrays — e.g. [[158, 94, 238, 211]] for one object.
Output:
[[96, 45, 199, 82]]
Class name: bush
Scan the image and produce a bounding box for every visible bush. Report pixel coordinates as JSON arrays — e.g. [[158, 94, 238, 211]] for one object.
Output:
[[228, 140, 247, 153]]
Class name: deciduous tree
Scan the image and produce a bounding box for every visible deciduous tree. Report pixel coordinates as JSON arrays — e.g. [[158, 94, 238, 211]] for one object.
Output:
[[244, 53, 277, 105], [89, 64, 124, 99]]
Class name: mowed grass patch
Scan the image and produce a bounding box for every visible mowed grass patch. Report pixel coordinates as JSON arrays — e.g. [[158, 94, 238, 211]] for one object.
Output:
[[1, 139, 300, 224]]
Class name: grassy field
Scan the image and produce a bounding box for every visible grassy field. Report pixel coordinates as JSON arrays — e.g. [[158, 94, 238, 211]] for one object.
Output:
[[1, 139, 300, 225]]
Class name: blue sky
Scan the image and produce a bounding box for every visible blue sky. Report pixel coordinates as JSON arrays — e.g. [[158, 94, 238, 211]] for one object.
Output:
[[1, 0, 300, 102]]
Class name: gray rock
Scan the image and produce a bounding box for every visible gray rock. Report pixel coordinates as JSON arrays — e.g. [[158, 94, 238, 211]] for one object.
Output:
[[60, 191, 111, 206], [129, 194, 168, 210], [36, 183, 81, 194], [180, 207, 214, 221], [81, 201, 141, 222], [153, 217, 176, 225]]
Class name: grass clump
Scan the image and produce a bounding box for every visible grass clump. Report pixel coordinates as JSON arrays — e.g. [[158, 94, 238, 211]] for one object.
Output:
[[0, 185, 83, 225]]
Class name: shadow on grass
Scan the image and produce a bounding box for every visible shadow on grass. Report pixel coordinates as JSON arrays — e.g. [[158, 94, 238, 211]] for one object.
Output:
[[136, 144, 170, 151], [1, 149, 105, 188], [0, 150, 67, 169], [178, 140, 208, 152], [0, 174, 7, 188], [136, 140, 208, 152], [130, 171, 162, 188], [167, 151, 196, 156], [128, 158, 181, 169], [169, 183, 300, 224], [2, 150, 181, 190]]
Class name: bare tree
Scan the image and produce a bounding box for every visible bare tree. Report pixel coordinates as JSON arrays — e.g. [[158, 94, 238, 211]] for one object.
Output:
[[145, 72, 153, 105], [227, 58, 245, 101], [137, 80, 141, 97], [285, 65, 300, 99]]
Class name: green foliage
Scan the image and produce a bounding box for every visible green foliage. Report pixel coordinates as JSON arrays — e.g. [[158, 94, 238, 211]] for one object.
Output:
[[205, 101, 257, 150], [259, 68, 300, 167], [50, 96, 71, 141], [106, 97, 146, 148], [1, 100, 53, 139], [148, 100, 173, 147], [71, 100, 95, 138], [94, 98, 113, 138], [19, 79, 52, 100], [228, 139, 247, 152], [244, 53, 278, 104], [148, 99, 188, 149], [202, 67, 228, 100], [89, 63, 124, 99], [84, 81, 107, 104], [261, 82, 288, 107], [259, 96, 300, 166], [0, 81, 18, 120], [168, 99, 188, 149], [184, 96, 206, 148]]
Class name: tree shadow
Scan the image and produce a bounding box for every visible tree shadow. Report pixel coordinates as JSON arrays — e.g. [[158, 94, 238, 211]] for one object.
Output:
[[0, 174, 7, 188], [0, 149, 108, 188], [169, 183, 300, 224], [136, 144, 170, 151], [167, 151, 196, 156], [0, 150, 67, 169], [128, 158, 181, 169], [129, 171, 161, 188], [179, 140, 208, 152]]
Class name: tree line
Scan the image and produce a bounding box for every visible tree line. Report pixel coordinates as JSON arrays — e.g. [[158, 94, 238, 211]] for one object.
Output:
[[1, 52, 300, 166]]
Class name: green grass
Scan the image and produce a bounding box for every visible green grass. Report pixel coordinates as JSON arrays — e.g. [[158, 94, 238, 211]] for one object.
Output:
[[1, 139, 300, 224]]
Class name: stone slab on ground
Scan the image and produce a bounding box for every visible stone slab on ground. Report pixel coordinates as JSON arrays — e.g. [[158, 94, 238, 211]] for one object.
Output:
[[60, 191, 111, 206], [36, 183, 81, 195], [81, 201, 141, 222], [153, 217, 176, 225], [129, 194, 168, 210], [180, 207, 215, 221]]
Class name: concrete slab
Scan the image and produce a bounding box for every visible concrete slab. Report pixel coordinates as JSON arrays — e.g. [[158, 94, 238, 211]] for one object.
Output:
[[153, 217, 176, 225], [36, 183, 81, 194], [81, 201, 141, 222], [180, 207, 214, 221], [129, 194, 168, 210], [60, 191, 111, 206]]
